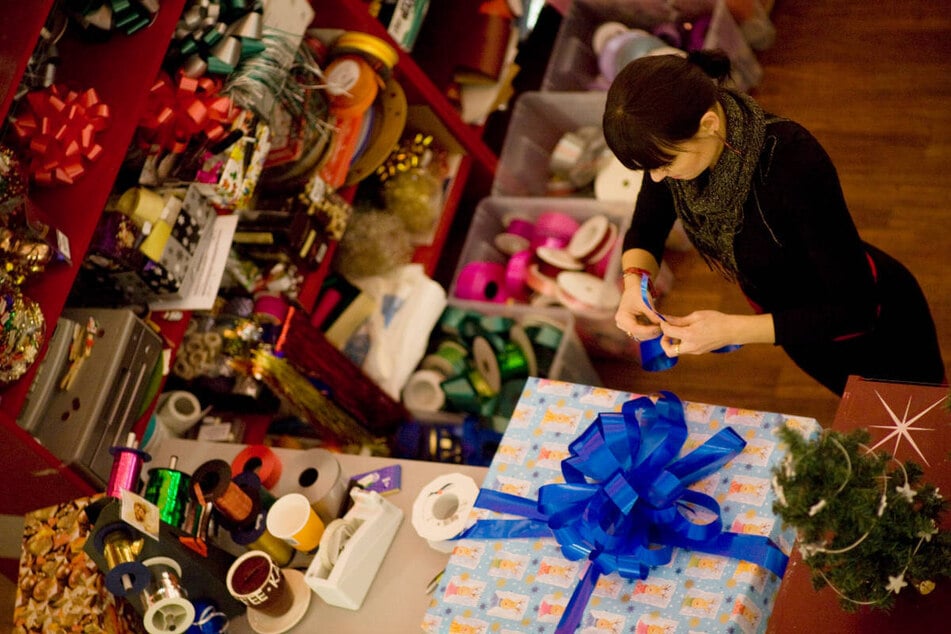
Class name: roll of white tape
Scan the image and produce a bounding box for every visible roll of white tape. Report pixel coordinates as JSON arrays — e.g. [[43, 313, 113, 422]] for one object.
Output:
[[411, 473, 480, 553], [156, 391, 204, 436], [402, 369, 447, 412]]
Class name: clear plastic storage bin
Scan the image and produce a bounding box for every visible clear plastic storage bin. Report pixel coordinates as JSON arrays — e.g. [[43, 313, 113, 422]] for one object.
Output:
[[541, 0, 761, 93], [492, 91, 608, 199]]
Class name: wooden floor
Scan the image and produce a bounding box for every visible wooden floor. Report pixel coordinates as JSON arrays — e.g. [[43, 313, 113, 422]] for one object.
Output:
[[593, 0, 951, 426]]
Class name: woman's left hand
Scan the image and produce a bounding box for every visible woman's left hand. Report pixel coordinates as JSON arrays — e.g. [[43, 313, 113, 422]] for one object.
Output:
[[657, 310, 740, 356]]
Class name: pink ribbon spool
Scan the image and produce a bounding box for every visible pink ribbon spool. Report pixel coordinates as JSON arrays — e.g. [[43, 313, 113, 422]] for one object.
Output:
[[454, 261, 510, 303], [504, 249, 533, 301], [532, 212, 579, 249], [253, 293, 290, 325]]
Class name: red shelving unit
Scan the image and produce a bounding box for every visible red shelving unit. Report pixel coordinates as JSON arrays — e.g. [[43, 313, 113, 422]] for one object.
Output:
[[0, 0, 499, 515]]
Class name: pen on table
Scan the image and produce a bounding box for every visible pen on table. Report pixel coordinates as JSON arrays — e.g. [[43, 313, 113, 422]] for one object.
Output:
[[425, 568, 444, 595]]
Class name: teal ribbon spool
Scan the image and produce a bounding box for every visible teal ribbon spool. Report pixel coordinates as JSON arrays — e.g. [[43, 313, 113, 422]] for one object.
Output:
[[144, 467, 192, 528]]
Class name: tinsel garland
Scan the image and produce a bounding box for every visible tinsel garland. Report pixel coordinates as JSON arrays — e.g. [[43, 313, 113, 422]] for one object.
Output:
[[772, 426, 951, 611]]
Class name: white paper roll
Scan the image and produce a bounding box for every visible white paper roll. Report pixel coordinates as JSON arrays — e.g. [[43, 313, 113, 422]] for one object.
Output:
[[402, 369, 447, 411], [282, 448, 347, 524], [411, 473, 480, 553], [156, 391, 204, 435]]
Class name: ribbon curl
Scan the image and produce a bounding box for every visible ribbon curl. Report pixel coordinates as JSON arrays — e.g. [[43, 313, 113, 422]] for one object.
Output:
[[11, 85, 111, 186], [457, 392, 788, 634], [137, 72, 236, 154]]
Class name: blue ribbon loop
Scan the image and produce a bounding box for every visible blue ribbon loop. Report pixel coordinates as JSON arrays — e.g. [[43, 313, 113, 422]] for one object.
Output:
[[456, 392, 788, 634], [637, 274, 741, 372]]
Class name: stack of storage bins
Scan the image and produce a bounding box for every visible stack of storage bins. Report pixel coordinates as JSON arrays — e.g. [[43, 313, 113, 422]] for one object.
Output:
[[397, 1, 763, 455]]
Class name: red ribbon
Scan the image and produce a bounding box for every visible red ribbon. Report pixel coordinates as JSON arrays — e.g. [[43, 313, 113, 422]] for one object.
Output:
[[137, 71, 236, 154], [11, 85, 112, 186]]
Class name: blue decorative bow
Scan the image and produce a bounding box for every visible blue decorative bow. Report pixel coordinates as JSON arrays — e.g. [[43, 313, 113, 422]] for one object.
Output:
[[456, 392, 788, 634]]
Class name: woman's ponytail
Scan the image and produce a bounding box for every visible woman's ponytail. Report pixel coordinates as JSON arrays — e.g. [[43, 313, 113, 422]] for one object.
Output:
[[686, 49, 732, 84]]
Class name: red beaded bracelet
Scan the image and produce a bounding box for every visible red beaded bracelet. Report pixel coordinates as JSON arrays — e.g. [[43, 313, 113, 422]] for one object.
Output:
[[622, 266, 658, 298]]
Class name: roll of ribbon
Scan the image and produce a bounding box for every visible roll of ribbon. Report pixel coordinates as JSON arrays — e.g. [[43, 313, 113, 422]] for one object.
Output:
[[555, 270, 621, 319], [508, 324, 538, 377], [140, 557, 196, 634], [192, 459, 255, 525], [253, 293, 290, 326], [594, 154, 644, 203], [454, 261, 509, 303], [567, 214, 611, 262], [189, 599, 229, 634], [535, 246, 583, 279], [504, 217, 535, 241], [94, 523, 150, 596], [402, 369, 447, 411], [284, 448, 347, 524], [525, 263, 559, 298], [138, 218, 173, 262], [504, 249, 533, 300], [591, 21, 629, 55], [116, 186, 167, 227], [231, 444, 283, 490], [411, 473, 480, 553], [420, 339, 469, 379], [107, 437, 150, 498], [493, 231, 530, 256], [156, 391, 204, 436], [440, 375, 482, 414], [472, 336, 529, 394], [584, 222, 619, 279], [532, 212, 579, 249], [144, 462, 192, 529]]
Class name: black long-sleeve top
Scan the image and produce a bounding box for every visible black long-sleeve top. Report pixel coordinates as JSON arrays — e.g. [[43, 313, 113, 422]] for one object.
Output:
[[622, 118, 880, 346]]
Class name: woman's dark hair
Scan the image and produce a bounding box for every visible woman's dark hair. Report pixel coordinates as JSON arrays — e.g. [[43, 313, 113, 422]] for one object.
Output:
[[602, 50, 732, 171]]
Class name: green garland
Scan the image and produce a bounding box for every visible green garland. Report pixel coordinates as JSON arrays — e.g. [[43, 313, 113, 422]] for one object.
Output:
[[772, 426, 951, 611]]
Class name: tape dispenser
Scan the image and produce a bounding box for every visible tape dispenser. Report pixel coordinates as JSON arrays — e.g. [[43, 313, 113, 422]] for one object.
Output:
[[303, 487, 403, 610]]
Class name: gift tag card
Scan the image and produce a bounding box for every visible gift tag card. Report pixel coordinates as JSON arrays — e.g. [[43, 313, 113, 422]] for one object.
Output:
[[120, 489, 160, 540]]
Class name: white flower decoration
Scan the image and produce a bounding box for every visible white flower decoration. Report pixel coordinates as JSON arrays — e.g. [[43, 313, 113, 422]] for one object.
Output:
[[808, 499, 827, 516], [917, 521, 939, 542], [885, 573, 907, 594], [895, 483, 917, 503]]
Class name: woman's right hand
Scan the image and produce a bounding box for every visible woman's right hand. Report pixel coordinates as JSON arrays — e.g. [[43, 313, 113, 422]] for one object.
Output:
[[615, 281, 663, 342]]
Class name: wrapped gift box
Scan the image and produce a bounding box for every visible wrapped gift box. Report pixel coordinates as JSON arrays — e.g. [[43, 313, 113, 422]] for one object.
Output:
[[423, 378, 820, 634]]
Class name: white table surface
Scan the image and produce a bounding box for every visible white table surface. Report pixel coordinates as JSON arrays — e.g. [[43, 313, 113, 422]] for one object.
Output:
[[150, 438, 488, 634]]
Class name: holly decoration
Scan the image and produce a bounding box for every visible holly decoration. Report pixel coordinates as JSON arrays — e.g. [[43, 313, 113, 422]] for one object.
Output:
[[772, 426, 951, 611]]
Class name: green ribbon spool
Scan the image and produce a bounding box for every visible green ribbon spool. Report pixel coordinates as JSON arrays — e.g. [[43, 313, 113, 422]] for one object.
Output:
[[144, 467, 192, 528]]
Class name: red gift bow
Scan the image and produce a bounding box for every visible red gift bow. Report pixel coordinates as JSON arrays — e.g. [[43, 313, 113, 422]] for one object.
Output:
[[11, 85, 112, 186], [137, 72, 236, 154]]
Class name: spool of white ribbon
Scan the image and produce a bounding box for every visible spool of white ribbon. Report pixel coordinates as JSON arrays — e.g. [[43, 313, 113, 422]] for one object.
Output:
[[411, 473, 480, 553]]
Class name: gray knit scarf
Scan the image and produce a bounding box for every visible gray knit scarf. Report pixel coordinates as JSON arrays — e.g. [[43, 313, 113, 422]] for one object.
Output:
[[667, 89, 766, 281]]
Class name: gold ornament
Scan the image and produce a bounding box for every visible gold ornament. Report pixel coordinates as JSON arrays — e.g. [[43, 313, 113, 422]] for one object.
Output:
[[917, 580, 935, 595]]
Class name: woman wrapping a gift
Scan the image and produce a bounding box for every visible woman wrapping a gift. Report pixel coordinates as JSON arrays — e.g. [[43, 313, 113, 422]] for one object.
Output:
[[604, 50, 944, 395]]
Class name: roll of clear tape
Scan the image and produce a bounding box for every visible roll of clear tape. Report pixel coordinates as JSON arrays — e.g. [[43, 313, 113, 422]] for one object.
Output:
[[411, 473, 480, 553], [156, 391, 204, 436]]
